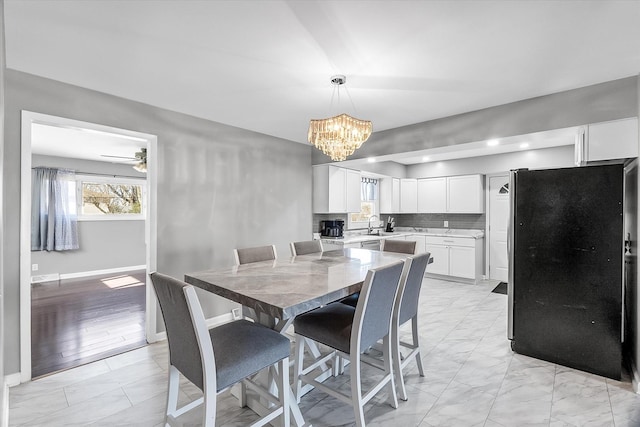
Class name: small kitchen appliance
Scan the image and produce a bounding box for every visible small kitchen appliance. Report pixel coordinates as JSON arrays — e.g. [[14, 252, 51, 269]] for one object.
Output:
[[320, 220, 344, 238]]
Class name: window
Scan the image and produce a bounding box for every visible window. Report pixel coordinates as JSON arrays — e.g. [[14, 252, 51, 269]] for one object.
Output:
[[348, 177, 379, 229], [77, 175, 146, 220]]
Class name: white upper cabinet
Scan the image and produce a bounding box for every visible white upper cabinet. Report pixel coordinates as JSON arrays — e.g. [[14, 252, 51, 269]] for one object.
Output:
[[313, 165, 361, 213], [417, 174, 484, 213], [447, 174, 484, 213], [379, 177, 400, 213], [417, 177, 447, 213], [575, 117, 638, 165], [400, 179, 418, 213], [345, 169, 362, 213]]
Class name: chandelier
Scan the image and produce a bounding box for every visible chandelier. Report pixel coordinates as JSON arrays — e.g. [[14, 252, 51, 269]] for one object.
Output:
[[308, 75, 372, 162]]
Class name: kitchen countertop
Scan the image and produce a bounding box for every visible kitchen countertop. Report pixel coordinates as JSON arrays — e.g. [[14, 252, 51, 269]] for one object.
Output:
[[320, 228, 484, 245]]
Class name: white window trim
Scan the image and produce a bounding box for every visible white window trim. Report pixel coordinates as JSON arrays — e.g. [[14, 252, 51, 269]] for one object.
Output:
[[347, 179, 380, 230], [76, 174, 147, 221]]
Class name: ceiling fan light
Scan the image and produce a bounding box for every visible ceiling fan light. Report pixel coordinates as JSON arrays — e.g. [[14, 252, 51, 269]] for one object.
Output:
[[133, 161, 147, 173]]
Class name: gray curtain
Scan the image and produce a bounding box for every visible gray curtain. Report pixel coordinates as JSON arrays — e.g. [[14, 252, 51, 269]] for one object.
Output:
[[31, 167, 79, 251]]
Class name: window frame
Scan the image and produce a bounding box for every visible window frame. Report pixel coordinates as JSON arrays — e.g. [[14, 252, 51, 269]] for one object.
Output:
[[76, 174, 147, 221], [347, 178, 380, 230]]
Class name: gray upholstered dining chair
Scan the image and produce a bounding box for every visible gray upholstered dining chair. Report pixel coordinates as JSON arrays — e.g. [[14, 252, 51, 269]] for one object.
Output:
[[340, 238, 416, 308], [150, 272, 291, 427], [233, 244, 278, 323], [289, 240, 323, 256], [292, 260, 405, 427], [380, 239, 416, 254], [391, 252, 430, 401], [233, 244, 277, 266]]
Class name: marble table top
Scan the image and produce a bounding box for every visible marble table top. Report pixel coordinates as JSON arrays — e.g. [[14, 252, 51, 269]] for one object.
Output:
[[184, 248, 406, 321]]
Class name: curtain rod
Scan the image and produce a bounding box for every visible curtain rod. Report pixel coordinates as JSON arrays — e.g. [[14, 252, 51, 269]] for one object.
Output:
[[32, 167, 145, 180], [75, 171, 146, 180]]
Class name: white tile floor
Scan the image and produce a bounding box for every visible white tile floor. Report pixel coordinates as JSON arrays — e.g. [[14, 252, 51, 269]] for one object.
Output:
[[9, 277, 640, 426]]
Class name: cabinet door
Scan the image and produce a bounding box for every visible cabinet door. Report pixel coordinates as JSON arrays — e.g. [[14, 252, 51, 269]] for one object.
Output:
[[391, 178, 400, 212], [448, 175, 484, 213], [449, 245, 476, 279], [400, 179, 418, 213], [327, 166, 347, 212], [345, 169, 362, 212], [379, 177, 400, 213], [406, 234, 426, 254], [417, 178, 447, 213], [424, 244, 449, 275], [588, 118, 639, 162]]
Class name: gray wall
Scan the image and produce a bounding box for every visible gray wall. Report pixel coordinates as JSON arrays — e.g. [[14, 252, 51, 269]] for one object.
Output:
[[406, 144, 575, 178], [31, 155, 146, 277], [3, 70, 313, 375], [314, 76, 639, 165]]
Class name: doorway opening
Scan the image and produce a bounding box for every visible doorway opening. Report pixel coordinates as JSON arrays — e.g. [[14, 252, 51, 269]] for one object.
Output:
[[20, 111, 158, 381]]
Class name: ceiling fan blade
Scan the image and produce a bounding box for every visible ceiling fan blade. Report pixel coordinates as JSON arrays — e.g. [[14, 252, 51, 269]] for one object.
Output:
[[100, 154, 137, 160]]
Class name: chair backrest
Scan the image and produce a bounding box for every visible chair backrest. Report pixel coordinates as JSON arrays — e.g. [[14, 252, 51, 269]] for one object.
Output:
[[150, 272, 215, 392], [290, 240, 323, 256], [351, 260, 405, 353], [381, 239, 416, 254], [396, 252, 431, 325], [234, 244, 277, 265]]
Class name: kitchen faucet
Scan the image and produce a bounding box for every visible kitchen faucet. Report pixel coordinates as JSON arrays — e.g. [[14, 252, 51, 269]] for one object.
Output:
[[368, 215, 379, 235]]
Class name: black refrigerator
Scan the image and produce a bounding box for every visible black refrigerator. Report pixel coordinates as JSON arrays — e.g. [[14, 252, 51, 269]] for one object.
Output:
[[508, 163, 625, 380]]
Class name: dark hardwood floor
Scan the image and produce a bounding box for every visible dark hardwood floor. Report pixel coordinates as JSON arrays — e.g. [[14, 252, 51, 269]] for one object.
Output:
[[31, 270, 147, 378]]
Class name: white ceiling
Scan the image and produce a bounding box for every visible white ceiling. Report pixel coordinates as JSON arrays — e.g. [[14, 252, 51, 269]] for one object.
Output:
[[5, 1, 640, 163], [31, 123, 147, 164]]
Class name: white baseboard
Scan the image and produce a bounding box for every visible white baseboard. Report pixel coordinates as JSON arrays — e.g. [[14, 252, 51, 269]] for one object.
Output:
[[4, 373, 20, 388], [31, 265, 146, 283], [153, 312, 235, 342], [631, 360, 640, 393]]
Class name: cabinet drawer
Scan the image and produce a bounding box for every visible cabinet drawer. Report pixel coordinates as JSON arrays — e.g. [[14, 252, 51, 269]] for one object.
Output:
[[425, 235, 475, 247]]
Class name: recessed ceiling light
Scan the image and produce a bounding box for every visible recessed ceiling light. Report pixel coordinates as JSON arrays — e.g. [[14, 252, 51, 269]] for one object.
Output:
[[520, 142, 530, 149], [367, 157, 376, 163], [487, 139, 499, 147]]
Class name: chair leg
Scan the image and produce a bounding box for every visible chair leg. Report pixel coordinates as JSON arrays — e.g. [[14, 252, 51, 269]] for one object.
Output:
[[349, 354, 366, 427], [383, 335, 399, 409], [293, 336, 305, 403], [202, 382, 217, 427], [393, 323, 408, 401], [277, 358, 291, 427], [166, 365, 180, 419], [412, 316, 424, 377]]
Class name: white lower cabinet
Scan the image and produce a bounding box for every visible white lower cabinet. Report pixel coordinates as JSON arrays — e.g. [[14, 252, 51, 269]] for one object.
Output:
[[424, 235, 483, 282], [425, 244, 449, 276], [405, 234, 426, 254]]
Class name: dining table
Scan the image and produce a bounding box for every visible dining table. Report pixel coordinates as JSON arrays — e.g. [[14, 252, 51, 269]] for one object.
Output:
[[184, 247, 407, 427]]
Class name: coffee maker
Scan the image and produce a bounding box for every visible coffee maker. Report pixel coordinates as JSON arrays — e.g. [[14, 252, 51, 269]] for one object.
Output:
[[320, 220, 344, 238]]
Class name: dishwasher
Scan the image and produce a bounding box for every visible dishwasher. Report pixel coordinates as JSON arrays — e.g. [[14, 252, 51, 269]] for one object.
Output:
[[360, 239, 381, 250]]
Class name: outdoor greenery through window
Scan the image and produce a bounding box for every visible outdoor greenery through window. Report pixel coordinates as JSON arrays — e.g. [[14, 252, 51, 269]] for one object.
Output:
[[348, 177, 379, 228], [77, 175, 145, 220], [350, 201, 375, 223]]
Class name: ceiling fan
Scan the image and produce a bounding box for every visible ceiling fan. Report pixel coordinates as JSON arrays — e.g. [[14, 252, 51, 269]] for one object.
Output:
[[100, 148, 147, 172]]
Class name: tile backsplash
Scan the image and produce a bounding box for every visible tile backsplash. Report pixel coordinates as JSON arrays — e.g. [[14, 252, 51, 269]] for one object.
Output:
[[312, 213, 485, 233], [385, 213, 485, 231]]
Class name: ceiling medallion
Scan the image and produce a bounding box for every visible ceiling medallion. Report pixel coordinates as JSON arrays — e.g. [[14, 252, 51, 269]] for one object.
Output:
[[308, 75, 372, 162]]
